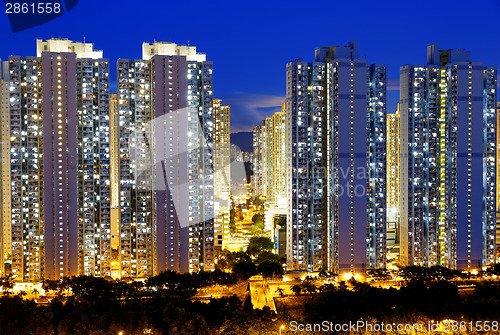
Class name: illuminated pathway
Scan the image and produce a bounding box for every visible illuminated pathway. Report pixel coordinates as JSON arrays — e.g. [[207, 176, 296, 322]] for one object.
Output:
[[249, 280, 276, 311]]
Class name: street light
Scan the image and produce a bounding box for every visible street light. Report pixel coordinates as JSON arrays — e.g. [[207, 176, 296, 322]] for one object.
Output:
[[342, 272, 353, 281], [279, 325, 285, 335]]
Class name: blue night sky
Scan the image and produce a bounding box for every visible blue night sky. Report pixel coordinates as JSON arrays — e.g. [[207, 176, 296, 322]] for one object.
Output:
[[0, 0, 499, 132]]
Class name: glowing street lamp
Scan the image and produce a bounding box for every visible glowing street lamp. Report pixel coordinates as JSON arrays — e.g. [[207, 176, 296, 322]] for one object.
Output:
[[342, 272, 353, 281]]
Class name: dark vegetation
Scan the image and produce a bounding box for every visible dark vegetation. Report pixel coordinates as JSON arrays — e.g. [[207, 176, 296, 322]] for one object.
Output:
[[215, 237, 285, 279], [0, 270, 281, 334], [1, 264, 500, 334], [302, 279, 500, 325]]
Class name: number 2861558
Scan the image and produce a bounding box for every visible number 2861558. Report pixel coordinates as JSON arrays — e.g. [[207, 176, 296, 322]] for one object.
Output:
[[5, 3, 61, 14]]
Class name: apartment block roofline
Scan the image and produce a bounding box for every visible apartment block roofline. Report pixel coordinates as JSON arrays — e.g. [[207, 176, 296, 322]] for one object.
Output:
[[315, 40, 359, 62], [427, 42, 471, 66], [142, 41, 206, 62], [36, 38, 103, 59]]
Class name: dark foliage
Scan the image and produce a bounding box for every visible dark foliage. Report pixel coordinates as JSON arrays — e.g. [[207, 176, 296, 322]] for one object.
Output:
[[246, 236, 274, 256], [0, 270, 276, 334], [303, 279, 500, 323]]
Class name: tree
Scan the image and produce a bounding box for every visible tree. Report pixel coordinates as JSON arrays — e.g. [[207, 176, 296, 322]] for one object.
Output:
[[256, 251, 281, 265], [301, 281, 317, 294], [232, 260, 257, 279], [0, 275, 13, 295], [248, 224, 264, 236], [318, 283, 336, 293], [338, 281, 348, 291], [32, 288, 40, 299], [318, 268, 329, 278], [399, 265, 433, 282], [228, 250, 252, 265], [243, 294, 253, 311], [251, 213, 264, 224], [252, 196, 263, 206], [367, 268, 391, 281], [246, 237, 274, 256], [229, 218, 237, 234], [485, 264, 500, 276], [257, 260, 284, 278], [291, 284, 302, 296], [275, 287, 286, 297], [428, 265, 458, 281]]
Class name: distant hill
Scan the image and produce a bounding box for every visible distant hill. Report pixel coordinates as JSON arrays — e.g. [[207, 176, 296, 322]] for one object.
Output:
[[231, 131, 253, 153]]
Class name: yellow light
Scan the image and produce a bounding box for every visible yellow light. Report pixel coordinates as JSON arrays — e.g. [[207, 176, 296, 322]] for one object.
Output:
[[471, 270, 478, 276], [354, 274, 361, 280], [342, 273, 353, 280]]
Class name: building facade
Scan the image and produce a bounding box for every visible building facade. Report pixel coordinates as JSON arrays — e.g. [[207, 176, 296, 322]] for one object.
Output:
[[367, 63, 388, 269], [252, 121, 267, 198], [265, 106, 287, 207], [399, 43, 497, 269], [286, 41, 387, 274], [0, 39, 217, 280], [497, 102, 500, 259], [252, 106, 288, 247], [1, 39, 110, 281], [386, 105, 400, 261], [213, 99, 231, 250], [117, 42, 214, 274], [115, 59, 156, 278]]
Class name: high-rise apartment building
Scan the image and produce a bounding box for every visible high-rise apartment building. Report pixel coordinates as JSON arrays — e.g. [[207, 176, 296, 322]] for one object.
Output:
[[252, 106, 288, 245], [386, 105, 400, 261], [1, 38, 110, 281], [213, 99, 231, 250], [252, 121, 267, 198], [497, 101, 500, 258], [117, 42, 214, 274], [264, 105, 287, 207], [1, 55, 47, 281], [252, 125, 261, 196], [109, 93, 121, 278], [115, 58, 155, 278], [367, 63, 388, 269], [399, 43, 497, 269], [74, 45, 111, 278], [286, 41, 387, 273], [286, 57, 328, 272], [1, 78, 11, 275]]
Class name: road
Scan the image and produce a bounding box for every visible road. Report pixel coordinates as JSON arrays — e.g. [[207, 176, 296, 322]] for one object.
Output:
[[249, 281, 276, 311]]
